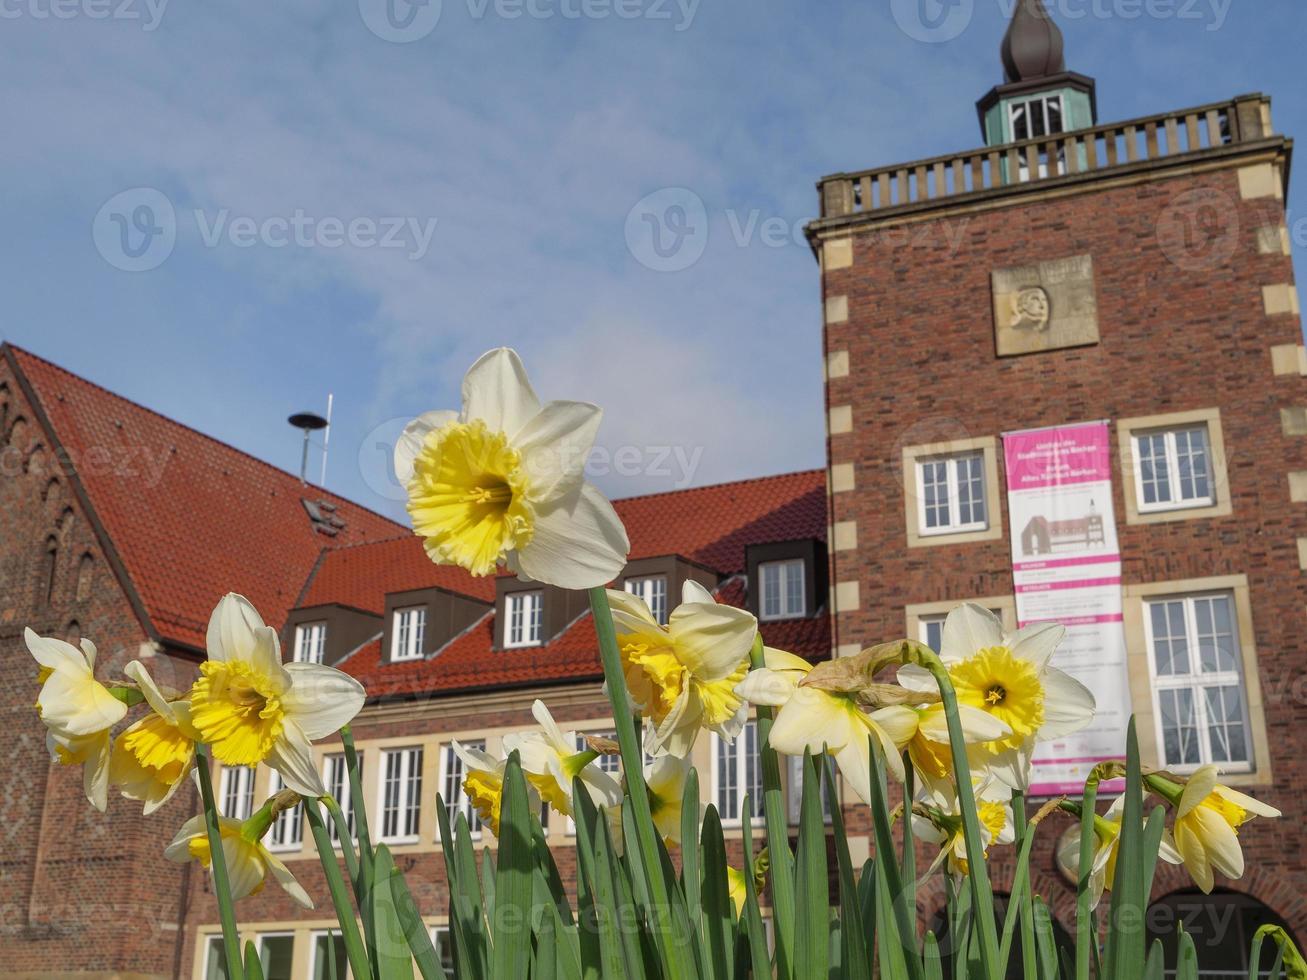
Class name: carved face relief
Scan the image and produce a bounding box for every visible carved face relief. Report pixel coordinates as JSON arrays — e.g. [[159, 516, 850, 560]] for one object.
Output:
[[991, 254, 1098, 356], [1008, 287, 1051, 331]]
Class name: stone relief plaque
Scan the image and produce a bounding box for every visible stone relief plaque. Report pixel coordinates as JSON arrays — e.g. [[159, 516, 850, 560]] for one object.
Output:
[[991, 254, 1099, 356]]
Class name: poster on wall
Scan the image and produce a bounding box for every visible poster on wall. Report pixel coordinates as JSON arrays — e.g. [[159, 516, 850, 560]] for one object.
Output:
[[1002, 421, 1133, 796]]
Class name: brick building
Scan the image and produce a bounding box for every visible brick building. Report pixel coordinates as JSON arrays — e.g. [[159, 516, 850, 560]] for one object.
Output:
[[807, 0, 1304, 969], [0, 344, 833, 978]]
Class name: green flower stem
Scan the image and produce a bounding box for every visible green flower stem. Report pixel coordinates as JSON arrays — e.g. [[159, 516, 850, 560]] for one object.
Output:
[[1074, 774, 1101, 980], [917, 651, 1001, 976], [322, 796, 361, 888], [1012, 790, 1038, 978], [586, 586, 693, 980], [340, 725, 379, 980], [305, 802, 373, 980], [194, 743, 246, 980]]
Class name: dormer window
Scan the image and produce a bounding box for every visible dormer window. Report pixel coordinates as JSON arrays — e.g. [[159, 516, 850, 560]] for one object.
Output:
[[624, 574, 668, 624], [505, 590, 543, 648], [760, 559, 805, 620], [292, 621, 326, 664], [392, 606, 426, 661]]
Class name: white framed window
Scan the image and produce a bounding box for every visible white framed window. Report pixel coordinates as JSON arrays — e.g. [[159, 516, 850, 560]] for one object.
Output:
[[202, 935, 231, 980], [917, 452, 988, 536], [1144, 592, 1253, 773], [786, 753, 836, 825], [293, 621, 327, 664], [310, 931, 349, 980], [218, 766, 254, 820], [759, 559, 805, 620], [1009, 94, 1064, 142], [256, 933, 295, 980], [505, 591, 543, 648], [624, 574, 669, 624], [430, 927, 455, 976], [379, 746, 424, 843], [713, 722, 764, 825], [391, 606, 427, 661], [323, 753, 362, 845], [918, 615, 947, 654], [1132, 425, 1214, 513], [266, 770, 303, 852], [441, 741, 482, 836]]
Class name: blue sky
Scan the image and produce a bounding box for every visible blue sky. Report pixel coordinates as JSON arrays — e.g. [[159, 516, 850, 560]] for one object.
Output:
[[1, 0, 1302, 521]]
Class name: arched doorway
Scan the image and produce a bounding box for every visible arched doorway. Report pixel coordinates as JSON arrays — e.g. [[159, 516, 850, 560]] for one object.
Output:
[[927, 892, 1074, 978], [1147, 889, 1297, 977]]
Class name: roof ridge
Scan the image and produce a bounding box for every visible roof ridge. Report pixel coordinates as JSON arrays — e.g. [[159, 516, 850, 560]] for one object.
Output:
[[5, 342, 407, 533], [611, 467, 825, 504]]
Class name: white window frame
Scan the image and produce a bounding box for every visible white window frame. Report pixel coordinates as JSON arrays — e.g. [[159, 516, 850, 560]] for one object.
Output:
[[218, 765, 254, 820], [201, 935, 230, 980], [378, 746, 424, 844], [786, 753, 836, 825], [391, 606, 427, 661], [1143, 591, 1253, 774], [918, 615, 947, 654], [293, 620, 327, 664], [430, 927, 455, 976], [323, 752, 362, 847], [759, 559, 806, 620], [504, 590, 543, 648], [1008, 94, 1064, 142], [309, 931, 350, 980], [255, 932, 295, 980], [624, 574, 669, 624], [712, 722, 764, 826], [266, 770, 303, 852], [915, 451, 989, 537], [1131, 425, 1215, 514], [441, 742, 482, 838]]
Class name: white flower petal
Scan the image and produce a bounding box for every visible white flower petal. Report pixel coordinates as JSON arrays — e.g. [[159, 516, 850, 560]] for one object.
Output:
[[25, 628, 85, 671], [124, 660, 177, 724], [1175, 820, 1214, 893], [39, 669, 127, 737], [940, 603, 1004, 663], [394, 409, 458, 485], [280, 663, 365, 740], [1008, 622, 1065, 668], [681, 579, 716, 605], [918, 703, 1011, 744], [896, 663, 939, 695], [667, 603, 756, 682], [206, 593, 268, 664], [605, 588, 662, 632], [734, 667, 797, 706], [265, 850, 315, 909], [223, 839, 267, 901], [515, 483, 629, 590], [454, 740, 501, 772], [868, 705, 920, 751], [1178, 766, 1219, 819], [84, 732, 112, 812], [769, 688, 856, 757], [512, 400, 602, 501], [653, 685, 700, 758], [461, 348, 542, 435], [1213, 786, 1281, 819], [833, 739, 876, 806], [164, 815, 210, 861], [531, 700, 572, 755], [762, 647, 812, 675], [1037, 667, 1097, 739], [269, 721, 327, 797]]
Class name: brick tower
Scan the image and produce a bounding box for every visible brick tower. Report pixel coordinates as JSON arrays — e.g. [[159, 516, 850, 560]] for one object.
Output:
[[807, 0, 1305, 962]]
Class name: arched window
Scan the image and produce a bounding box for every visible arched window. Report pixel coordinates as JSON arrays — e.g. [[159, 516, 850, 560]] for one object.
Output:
[[42, 535, 57, 606], [7, 416, 27, 450], [928, 893, 1073, 978], [76, 553, 94, 602], [1148, 889, 1297, 978]]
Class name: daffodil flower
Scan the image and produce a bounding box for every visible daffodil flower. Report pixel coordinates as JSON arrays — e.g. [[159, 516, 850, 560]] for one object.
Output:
[[27, 628, 126, 738], [608, 580, 757, 757], [1055, 794, 1182, 909], [395, 348, 630, 589], [452, 740, 543, 838], [165, 813, 313, 908], [110, 661, 200, 815], [899, 604, 1095, 791], [912, 783, 1015, 877], [45, 727, 114, 812], [734, 647, 918, 805], [644, 752, 699, 846], [189, 594, 365, 795], [504, 700, 623, 819], [1149, 765, 1280, 894]]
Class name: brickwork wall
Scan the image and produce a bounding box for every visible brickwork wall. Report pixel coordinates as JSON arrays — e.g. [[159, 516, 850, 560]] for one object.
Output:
[[820, 157, 1307, 938]]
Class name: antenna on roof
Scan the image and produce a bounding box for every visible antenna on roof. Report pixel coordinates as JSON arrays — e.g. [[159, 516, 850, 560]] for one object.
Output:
[[288, 410, 329, 486], [320, 393, 334, 486]]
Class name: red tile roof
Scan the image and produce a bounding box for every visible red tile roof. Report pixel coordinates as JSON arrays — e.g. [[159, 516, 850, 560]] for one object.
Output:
[[8, 345, 406, 651], [299, 535, 497, 613]]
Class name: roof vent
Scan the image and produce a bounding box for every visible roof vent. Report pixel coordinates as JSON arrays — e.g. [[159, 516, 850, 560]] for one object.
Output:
[[303, 498, 346, 536]]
